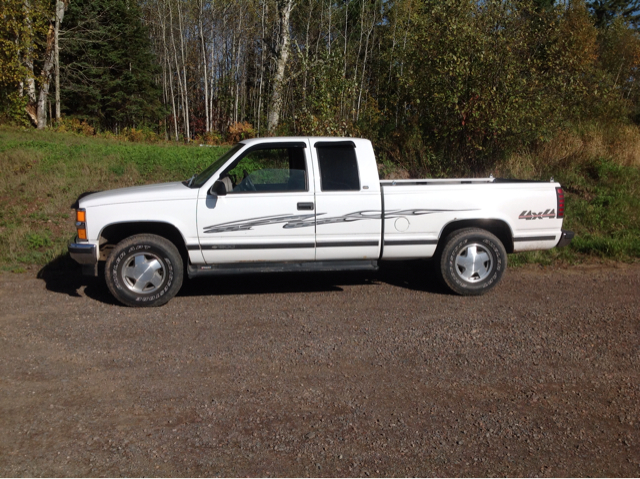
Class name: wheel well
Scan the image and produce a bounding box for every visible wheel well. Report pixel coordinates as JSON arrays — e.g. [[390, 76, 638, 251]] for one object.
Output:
[[99, 222, 189, 263], [438, 219, 514, 254]]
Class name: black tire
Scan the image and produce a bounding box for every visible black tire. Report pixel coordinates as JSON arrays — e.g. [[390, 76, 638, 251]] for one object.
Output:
[[105, 234, 184, 307], [437, 228, 507, 296]]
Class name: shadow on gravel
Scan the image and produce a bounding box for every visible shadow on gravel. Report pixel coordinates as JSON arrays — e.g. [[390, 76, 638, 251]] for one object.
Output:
[[178, 260, 449, 298], [37, 254, 120, 306], [38, 254, 450, 305]]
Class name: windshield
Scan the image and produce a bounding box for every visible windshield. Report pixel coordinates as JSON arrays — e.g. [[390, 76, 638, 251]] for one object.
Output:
[[189, 143, 244, 189]]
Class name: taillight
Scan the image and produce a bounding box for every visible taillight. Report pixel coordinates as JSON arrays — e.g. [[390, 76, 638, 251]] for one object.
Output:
[[76, 209, 87, 241], [556, 187, 565, 219]]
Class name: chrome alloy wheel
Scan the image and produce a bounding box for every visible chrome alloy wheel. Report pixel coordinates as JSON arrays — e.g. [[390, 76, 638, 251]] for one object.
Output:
[[454, 242, 493, 283], [121, 253, 165, 294]]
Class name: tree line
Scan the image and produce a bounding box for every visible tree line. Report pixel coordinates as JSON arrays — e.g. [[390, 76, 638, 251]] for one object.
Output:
[[1, 0, 639, 174]]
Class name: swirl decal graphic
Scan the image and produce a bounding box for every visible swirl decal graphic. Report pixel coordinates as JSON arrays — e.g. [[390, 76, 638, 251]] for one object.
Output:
[[202, 213, 316, 234], [203, 208, 477, 234]]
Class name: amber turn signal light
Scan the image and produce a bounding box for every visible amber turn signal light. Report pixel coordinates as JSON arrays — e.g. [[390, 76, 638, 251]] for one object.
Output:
[[76, 209, 87, 240]]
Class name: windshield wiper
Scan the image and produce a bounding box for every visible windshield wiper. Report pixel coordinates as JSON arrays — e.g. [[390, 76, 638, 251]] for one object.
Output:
[[186, 174, 197, 187]]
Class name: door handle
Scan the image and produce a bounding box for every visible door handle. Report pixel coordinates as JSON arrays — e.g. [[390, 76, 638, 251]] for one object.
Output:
[[297, 202, 314, 211]]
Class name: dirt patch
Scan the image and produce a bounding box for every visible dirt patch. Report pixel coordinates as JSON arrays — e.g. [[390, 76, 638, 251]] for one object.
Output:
[[1, 263, 639, 476]]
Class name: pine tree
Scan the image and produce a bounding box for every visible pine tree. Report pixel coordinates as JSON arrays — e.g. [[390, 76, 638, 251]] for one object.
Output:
[[60, 0, 165, 131], [587, 0, 640, 28], [530, 0, 557, 10]]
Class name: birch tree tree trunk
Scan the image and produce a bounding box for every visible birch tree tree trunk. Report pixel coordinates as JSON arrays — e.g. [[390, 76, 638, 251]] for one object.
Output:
[[199, 0, 210, 132], [256, 0, 267, 135], [36, 22, 55, 129], [267, 0, 295, 132], [169, 3, 186, 139], [177, 1, 190, 139], [356, 9, 375, 122], [29, 0, 68, 129], [23, 0, 38, 126], [54, 0, 65, 121], [160, 1, 179, 141]]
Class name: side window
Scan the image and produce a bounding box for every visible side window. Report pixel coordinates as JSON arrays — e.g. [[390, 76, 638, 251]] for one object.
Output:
[[317, 145, 360, 191], [224, 147, 307, 193]]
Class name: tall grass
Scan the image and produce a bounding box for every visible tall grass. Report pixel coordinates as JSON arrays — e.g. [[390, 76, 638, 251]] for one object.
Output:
[[499, 124, 640, 265]]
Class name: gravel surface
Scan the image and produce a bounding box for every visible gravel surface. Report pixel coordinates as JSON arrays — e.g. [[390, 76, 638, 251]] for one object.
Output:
[[0, 262, 639, 477]]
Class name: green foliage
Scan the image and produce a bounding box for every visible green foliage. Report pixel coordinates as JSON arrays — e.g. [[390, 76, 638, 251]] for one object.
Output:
[[597, 18, 640, 122], [26, 232, 52, 249], [280, 0, 640, 177], [381, 0, 627, 175], [292, 50, 361, 137], [5, 0, 637, 181], [59, 0, 165, 131], [0, 0, 49, 124]]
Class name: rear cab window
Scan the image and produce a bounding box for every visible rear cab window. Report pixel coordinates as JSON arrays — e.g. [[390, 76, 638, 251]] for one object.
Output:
[[315, 141, 360, 191]]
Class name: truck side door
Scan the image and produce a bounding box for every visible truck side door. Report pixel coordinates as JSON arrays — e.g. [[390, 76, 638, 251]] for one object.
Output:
[[196, 141, 316, 263], [311, 140, 382, 261]]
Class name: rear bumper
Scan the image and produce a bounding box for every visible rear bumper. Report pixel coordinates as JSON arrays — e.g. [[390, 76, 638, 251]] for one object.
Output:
[[556, 230, 574, 248]]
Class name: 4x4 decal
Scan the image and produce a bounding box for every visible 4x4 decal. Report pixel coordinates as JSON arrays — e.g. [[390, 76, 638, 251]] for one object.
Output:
[[519, 209, 556, 220]]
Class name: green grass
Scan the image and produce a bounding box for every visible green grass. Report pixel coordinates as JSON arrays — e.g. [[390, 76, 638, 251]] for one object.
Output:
[[0, 126, 228, 271], [561, 160, 640, 256], [0, 125, 638, 272], [508, 157, 640, 266]]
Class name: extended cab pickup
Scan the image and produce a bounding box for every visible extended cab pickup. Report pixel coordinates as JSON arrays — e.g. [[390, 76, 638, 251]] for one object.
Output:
[[69, 137, 573, 306]]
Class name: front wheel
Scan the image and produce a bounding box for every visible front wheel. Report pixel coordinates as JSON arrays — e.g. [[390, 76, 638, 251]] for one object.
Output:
[[105, 234, 184, 307], [437, 228, 507, 296]]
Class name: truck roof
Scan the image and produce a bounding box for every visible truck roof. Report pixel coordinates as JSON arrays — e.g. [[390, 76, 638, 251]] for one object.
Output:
[[239, 136, 368, 146]]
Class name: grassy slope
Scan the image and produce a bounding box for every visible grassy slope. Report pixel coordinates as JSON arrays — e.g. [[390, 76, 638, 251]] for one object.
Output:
[[507, 159, 640, 266], [0, 126, 638, 271], [0, 126, 228, 271], [497, 125, 640, 266]]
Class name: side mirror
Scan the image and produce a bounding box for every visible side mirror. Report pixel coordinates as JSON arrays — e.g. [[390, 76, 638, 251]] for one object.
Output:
[[210, 180, 227, 196]]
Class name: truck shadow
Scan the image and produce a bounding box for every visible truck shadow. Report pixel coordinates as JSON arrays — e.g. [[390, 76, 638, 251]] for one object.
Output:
[[178, 260, 448, 298], [37, 254, 121, 306], [38, 255, 450, 305]]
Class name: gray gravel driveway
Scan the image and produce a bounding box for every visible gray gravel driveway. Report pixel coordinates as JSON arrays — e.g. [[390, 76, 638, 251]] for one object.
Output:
[[1, 262, 639, 477]]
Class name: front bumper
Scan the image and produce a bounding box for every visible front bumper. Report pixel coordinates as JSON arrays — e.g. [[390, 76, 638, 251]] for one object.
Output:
[[69, 242, 99, 276], [69, 242, 97, 264], [556, 230, 574, 248]]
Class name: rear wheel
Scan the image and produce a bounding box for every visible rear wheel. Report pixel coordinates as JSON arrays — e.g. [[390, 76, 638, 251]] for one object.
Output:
[[437, 228, 507, 296], [105, 234, 183, 307]]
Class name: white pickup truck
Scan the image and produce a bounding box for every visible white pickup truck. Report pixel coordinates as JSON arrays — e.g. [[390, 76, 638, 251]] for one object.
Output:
[[69, 137, 573, 306]]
